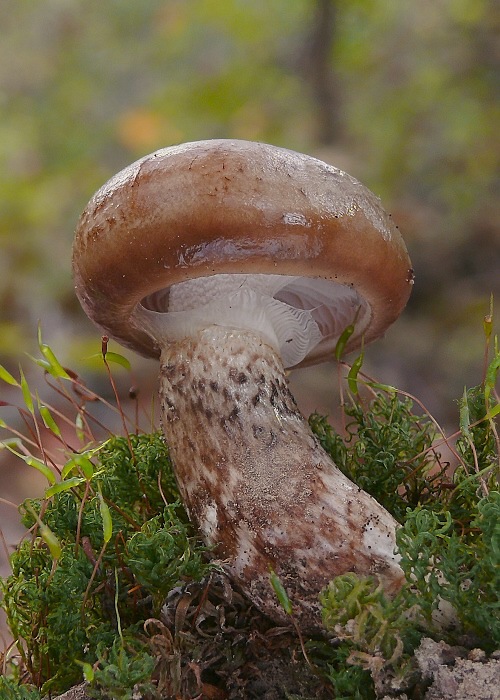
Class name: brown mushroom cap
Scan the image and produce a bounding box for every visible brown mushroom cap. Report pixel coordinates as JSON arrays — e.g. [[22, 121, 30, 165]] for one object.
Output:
[[73, 139, 413, 365]]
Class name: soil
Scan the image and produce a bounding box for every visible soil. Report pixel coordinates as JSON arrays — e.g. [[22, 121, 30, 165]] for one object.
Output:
[[43, 576, 500, 700], [49, 638, 500, 700]]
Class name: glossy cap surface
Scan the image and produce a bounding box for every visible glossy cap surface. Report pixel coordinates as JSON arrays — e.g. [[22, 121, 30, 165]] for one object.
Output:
[[73, 139, 413, 363]]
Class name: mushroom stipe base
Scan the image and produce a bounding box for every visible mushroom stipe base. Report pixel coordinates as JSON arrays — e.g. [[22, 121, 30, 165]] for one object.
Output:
[[159, 325, 404, 629]]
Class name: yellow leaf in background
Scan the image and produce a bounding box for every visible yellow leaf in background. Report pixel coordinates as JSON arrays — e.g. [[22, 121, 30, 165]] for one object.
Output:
[[116, 108, 182, 151]]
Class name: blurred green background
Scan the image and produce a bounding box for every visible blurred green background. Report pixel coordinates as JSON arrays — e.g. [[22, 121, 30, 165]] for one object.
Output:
[[1, 0, 498, 407], [0, 0, 499, 608]]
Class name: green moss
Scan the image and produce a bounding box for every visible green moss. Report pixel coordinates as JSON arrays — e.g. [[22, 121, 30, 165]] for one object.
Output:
[[313, 348, 499, 696], [309, 391, 444, 523], [1, 433, 211, 696], [87, 637, 156, 700], [398, 493, 500, 648], [0, 678, 41, 700], [1, 336, 498, 698]]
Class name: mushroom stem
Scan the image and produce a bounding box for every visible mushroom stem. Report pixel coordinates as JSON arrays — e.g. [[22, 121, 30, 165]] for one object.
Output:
[[159, 325, 404, 630]]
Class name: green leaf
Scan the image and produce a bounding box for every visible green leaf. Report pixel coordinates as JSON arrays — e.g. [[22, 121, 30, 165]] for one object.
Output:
[[36, 329, 71, 379], [334, 308, 362, 360], [61, 457, 77, 480], [0, 364, 19, 386], [5, 444, 56, 485], [484, 350, 500, 406], [459, 386, 472, 439], [75, 410, 86, 442], [269, 567, 293, 615], [365, 381, 397, 394], [98, 484, 113, 544], [453, 464, 497, 494], [486, 404, 500, 419], [74, 454, 96, 479], [334, 323, 355, 361], [62, 454, 94, 480], [483, 295, 493, 342], [36, 324, 70, 379], [0, 437, 23, 450], [45, 477, 86, 499], [26, 503, 62, 560], [26, 355, 51, 372], [62, 444, 108, 479], [88, 351, 132, 370], [24, 455, 57, 485], [75, 660, 95, 683], [19, 365, 34, 414], [39, 521, 62, 560], [38, 403, 62, 437], [104, 351, 132, 370], [348, 352, 364, 395]]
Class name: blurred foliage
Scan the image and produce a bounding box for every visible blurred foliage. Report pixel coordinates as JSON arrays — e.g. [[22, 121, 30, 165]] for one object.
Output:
[[335, 0, 499, 206], [0, 0, 498, 359]]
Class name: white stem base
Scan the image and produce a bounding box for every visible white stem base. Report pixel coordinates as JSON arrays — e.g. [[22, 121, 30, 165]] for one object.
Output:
[[159, 326, 403, 629]]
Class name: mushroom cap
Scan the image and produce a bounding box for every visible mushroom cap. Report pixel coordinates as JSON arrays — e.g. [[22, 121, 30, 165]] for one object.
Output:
[[73, 139, 413, 367]]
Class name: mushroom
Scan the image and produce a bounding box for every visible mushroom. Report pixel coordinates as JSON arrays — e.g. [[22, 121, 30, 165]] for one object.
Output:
[[73, 139, 414, 630]]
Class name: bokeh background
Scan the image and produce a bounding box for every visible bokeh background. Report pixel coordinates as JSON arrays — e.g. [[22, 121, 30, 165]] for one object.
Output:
[[1, 0, 498, 643]]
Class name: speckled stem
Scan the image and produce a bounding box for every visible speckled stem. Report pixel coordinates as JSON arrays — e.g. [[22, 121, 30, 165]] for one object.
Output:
[[159, 326, 404, 630]]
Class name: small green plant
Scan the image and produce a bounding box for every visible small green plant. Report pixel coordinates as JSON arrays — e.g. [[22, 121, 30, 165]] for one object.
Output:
[[319, 574, 416, 698], [1, 314, 498, 698], [1, 432, 210, 695], [309, 390, 445, 522], [315, 315, 499, 696], [397, 491, 500, 647], [0, 333, 211, 696], [87, 637, 156, 700], [0, 677, 41, 700], [126, 503, 208, 613]]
